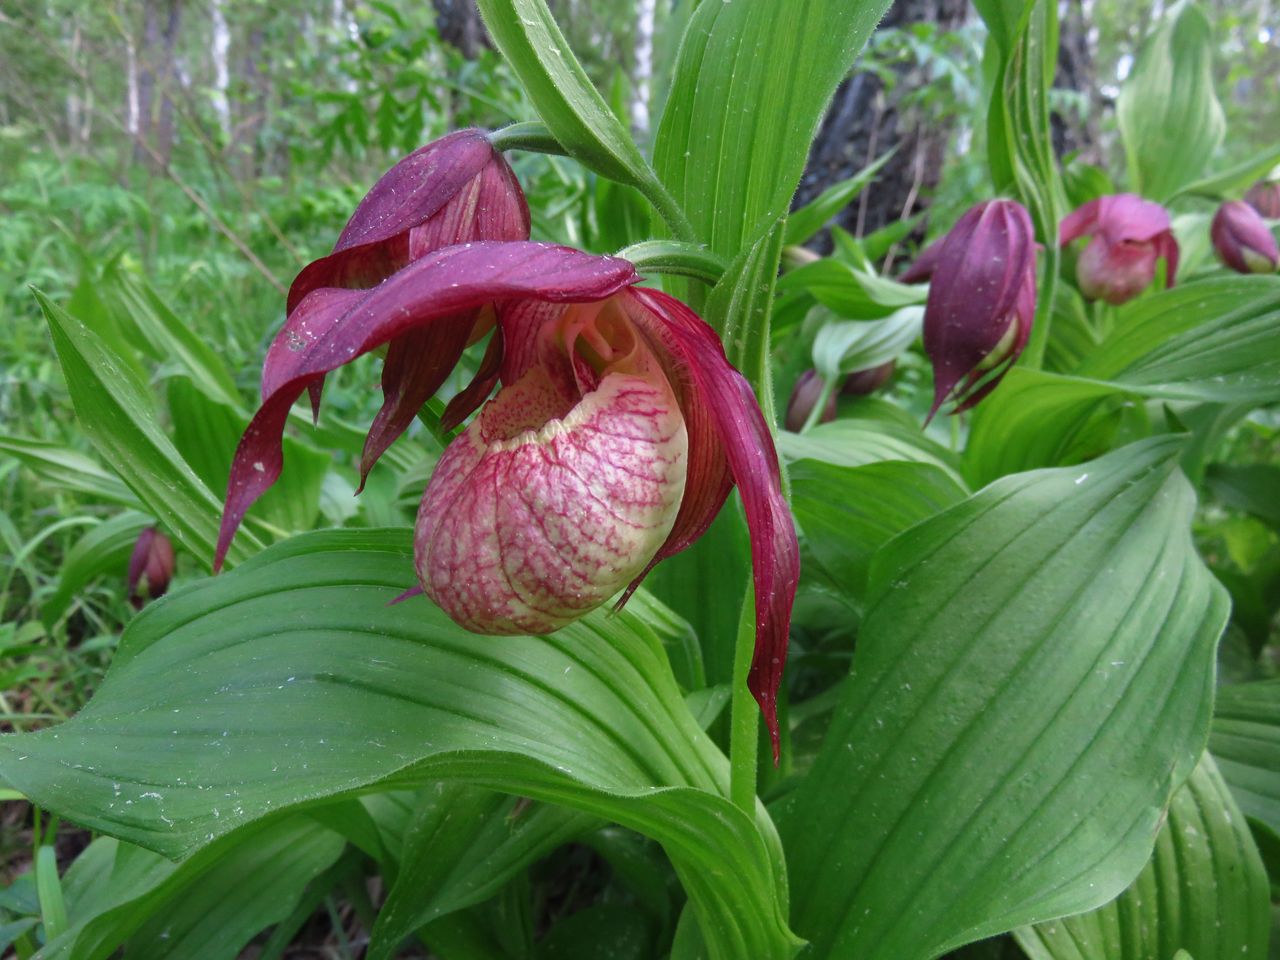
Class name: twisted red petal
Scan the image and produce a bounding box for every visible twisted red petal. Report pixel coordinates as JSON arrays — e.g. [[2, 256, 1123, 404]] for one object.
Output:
[[620, 288, 799, 760], [216, 242, 637, 571]]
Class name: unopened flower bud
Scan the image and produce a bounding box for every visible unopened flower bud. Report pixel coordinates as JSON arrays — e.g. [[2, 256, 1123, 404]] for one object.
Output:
[[841, 360, 895, 396], [785, 369, 837, 432], [1244, 180, 1280, 219], [921, 200, 1037, 420], [128, 527, 175, 610], [1211, 200, 1279, 275], [1060, 194, 1178, 305]]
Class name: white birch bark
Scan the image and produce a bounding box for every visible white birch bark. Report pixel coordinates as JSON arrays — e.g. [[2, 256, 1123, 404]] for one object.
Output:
[[211, 0, 231, 137], [632, 0, 656, 137]]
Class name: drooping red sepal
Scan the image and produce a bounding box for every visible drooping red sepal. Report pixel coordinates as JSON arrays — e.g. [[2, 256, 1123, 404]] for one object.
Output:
[[216, 242, 637, 571], [286, 129, 530, 313], [621, 288, 800, 761]]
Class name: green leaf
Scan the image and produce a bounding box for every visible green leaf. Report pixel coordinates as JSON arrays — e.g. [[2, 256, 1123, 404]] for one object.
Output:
[[34, 290, 261, 568], [1210, 679, 1280, 838], [790, 459, 967, 599], [1177, 142, 1280, 201], [1075, 276, 1280, 404], [963, 369, 1125, 487], [0, 436, 138, 507], [368, 786, 596, 960], [39, 818, 344, 960], [776, 260, 925, 320], [616, 240, 728, 286], [36, 845, 69, 943], [536, 904, 653, 960], [785, 149, 897, 246], [0, 530, 799, 960], [42, 511, 153, 627], [779, 437, 1228, 959], [474, 0, 667, 203], [777, 419, 964, 485], [652, 0, 893, 255], [1204, 464, 1280, 527], [812, 307, 922, 382], [1117, 3, 1225, 203], [1016, 754, 1270, 960], [167, 378, 328, 538]]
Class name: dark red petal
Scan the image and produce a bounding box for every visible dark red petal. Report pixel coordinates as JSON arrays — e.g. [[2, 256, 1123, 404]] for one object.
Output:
[[1156, 230, 1180, 287], [622, 288, 799, 760], [358, 316, 477, 490], [262, 287, 367, 401], [441, 329, 504, 432], [286, 130, 530, 312], [217, 242, 638, 571]]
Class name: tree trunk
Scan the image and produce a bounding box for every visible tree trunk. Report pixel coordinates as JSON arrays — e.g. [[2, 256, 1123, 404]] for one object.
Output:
[[793, 0, 970, 256], [210, 0, 231, 140], [1053, 0, 1099, 163], [432, 0, 489, 58], [133, 0, 160, 163], [153, 0, 182, 168]]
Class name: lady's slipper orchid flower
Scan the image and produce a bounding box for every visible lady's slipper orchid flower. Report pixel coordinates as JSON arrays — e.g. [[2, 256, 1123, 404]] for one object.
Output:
[[1059, 193, 1179, 305], [914, 199, 1038, 420], [215, 242, 799, 755], [1211, 200, 1279, 275], [128, 527, 175, 610], [1244, 180, 1280, 219]]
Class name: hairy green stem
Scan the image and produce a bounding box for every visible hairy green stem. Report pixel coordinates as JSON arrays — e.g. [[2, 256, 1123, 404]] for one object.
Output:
[[728, 585, 760, 813]]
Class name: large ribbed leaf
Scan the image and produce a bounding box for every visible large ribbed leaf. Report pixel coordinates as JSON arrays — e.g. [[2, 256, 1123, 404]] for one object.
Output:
[[34, 291, 260, 567], [1075, 276, 1280, 404], [0, 530, 799, 960], [0, 436, 138, 507], [779, 437, 1228, 960], [790, 459, 966, 600], [1117, 2, 1225, 203], [1016, 754, 1270, 960], [1210, 679, 1280, 838], [652, 0, 892, 255], [778, 419, 964, 485]]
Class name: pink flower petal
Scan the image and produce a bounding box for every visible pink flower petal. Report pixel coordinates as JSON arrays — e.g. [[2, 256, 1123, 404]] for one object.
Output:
[[217, 242, 637, 571]]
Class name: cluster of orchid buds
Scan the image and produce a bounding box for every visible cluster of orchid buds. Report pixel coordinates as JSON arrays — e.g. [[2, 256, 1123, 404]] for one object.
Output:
[[215, 130, 799, 754], [881, 179, 1279, 423]]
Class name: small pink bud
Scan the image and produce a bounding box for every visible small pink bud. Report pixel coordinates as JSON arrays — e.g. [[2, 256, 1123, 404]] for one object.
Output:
[[1211, 200, 1279, 275], [1060, 194, 1178, 305], [1244, 180, 1280, 219], [785, 369, 837, 432], [127, 527, 175, 610], [921, 200, 1037, 420], [841, 360, 895, 396]]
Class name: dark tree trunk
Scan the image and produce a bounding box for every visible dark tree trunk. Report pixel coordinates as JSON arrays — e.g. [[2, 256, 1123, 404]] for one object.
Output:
[[432, 0, 490, 58], [1053, 0, 1099, 162], [153, 0, 182, 168], [793, 0, 970, 256], [133, 0, 160, 164]]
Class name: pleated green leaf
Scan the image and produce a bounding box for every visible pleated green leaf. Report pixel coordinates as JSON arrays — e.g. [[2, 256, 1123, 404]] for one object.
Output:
[[779, 437, 1228, 960], [790, 459, 966, 599], [778, 419, 964, 485], [812, 308, 923, 383], [1117, 3, 1225, 203], [475, 0, 657, 192], [0, 530, 799, 960], [1016, 754, 1270, 960], [1075, 276, 1280, 404], [34, 290, 260, 567], [42, 510, 153, 627], [0, 436, 138, 508], [652, 0, 892, 255], [1210, 679, 1280, 838]]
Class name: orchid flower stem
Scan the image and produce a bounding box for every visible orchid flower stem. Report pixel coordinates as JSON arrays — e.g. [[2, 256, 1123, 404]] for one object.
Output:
[[800, 375, 838, 433], [729, 581, 760, 813], [642, 176, 698, 244]]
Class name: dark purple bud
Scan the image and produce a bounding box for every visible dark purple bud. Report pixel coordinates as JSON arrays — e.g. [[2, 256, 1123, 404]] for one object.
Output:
[[1244, 180, 1280, 219], [128, 527, 175, 610], [841, 360, 895, 396], [785, 369, 837, 432], [922, 200, 1037, 422], [1211, 200, 1279, 275], [1059, 193, 1178, 305]]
